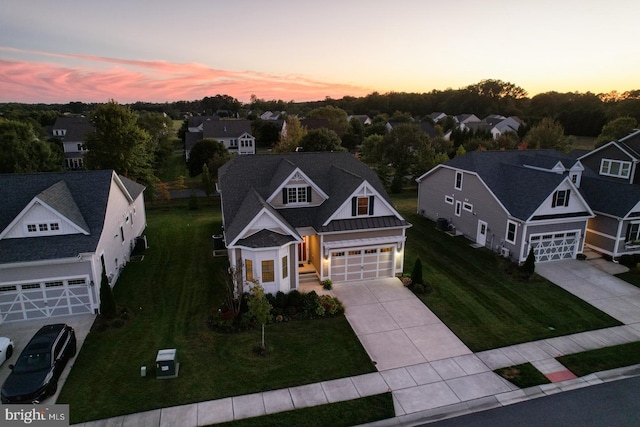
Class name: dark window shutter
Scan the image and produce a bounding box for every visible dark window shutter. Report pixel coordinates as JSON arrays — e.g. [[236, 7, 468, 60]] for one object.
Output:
[[282, 188, 287, 204], [564, 189, 571, 207], [369, 196, 374, 215], [626, 224, 632, 241], [307, 186, 312, 202], [351, 197, 357, 216], [551, 192, 557, 208]]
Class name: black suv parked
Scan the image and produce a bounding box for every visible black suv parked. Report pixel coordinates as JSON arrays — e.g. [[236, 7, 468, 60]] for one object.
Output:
[[1, 323, 76, 403]]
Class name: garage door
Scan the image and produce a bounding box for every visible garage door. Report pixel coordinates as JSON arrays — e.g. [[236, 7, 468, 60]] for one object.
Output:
[[0, 278, 93, 324], [530, 231, 578, 262], [330, 246, 394, 282]]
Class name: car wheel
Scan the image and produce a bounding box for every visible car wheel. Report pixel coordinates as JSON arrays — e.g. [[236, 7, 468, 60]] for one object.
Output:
[[5, 345, 12, 359]]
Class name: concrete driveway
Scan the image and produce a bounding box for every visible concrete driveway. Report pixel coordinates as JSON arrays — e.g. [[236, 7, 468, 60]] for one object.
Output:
[[0, 313, 96, 403], [536, 259, 640, 325], [332, 278, 471, 371]]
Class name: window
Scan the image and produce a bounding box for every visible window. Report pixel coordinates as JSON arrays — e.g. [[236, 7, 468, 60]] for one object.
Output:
[[455, 201, 462, 216], [444, 195, 454, 205], [332, 251, 345, 257], [120, 226, 125, 243], [27, 224, 37, 232], [552, 189, 570, 207], [463, 202, 473, 212], [262, 260, 275, 282], [600, 159, 631, 179], [364, 249, 377, 254], [283, 186, 311, 204], [245, 260, 253, 281], [506, 221, 517, 244], [50, 223, 60, 231], [627, 222, 640, 243], [571, 174, 578, 183], [38, 223, 48, 232], [455, 171, 463, 190], [380, 247, 393, 253], [68, 279, 86, 286], [282, 256, 288, 279], [352, 196, 374, 216], [348, 250, 361, 256]]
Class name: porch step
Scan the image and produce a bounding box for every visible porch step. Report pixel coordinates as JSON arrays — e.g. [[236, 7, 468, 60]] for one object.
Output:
[[299, 272, 320, 285]]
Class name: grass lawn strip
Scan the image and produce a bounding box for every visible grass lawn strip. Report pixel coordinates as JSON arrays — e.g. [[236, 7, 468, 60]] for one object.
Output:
[[616, 270, 640, 288], [393, 193, 622, 352], [212, 393, 394, 427], [494, 363, 551, 388], [557, 341, 640, 377], [57, 198, 375, 424]]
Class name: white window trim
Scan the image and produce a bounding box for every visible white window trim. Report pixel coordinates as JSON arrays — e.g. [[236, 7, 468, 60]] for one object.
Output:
[[286, 185, 309, 205], [463, 202, 473, 212], [444, 195, 454, 205], [600, 159, 631, 179], [454, 171, 463, 190], [455, 201, 462, 217], [505, 220, 517, 244], [627, 221, 640, 243]]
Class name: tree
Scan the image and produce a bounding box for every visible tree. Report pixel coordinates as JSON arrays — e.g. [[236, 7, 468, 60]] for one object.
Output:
[[523, 118, 571, 152], [201, 163, 215, 196], [306, 105, 349, 136], [85, 101, 155, 186], [411, 257, 424, 285], [275, 116, 307, 152], [99, 267, 117, 319], [382, 123, 429, 177], [521, 247, 536, 278], [595, 117, 638, 147], [299, 128, 343, 152], [187, 138, 230, 177], [247, 284, 272, 350], [137, 111, 175, 169], [341, 117, 366, 151], [0, 118, 62, 173]]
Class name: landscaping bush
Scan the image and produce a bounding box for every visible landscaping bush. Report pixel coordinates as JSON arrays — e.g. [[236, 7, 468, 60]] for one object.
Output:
[[411, 257, 424, 286], [519, 247, 536, 279], [619, 254, 640, 268], [322, 279, 333, 290]]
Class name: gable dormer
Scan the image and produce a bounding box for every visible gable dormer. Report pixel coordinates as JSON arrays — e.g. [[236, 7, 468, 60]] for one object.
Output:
[[323, 181, 401, 224], [529, 178, 593, 221], [268, 168, 328, 208], [568, 160, 584, 187]]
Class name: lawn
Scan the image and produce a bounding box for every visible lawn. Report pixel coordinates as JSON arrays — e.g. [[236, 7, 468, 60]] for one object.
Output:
[[393, 191, 622, 351], [557, 341, 640, 377], [57, 197, 376, 424], [617, 269, 640, 288]]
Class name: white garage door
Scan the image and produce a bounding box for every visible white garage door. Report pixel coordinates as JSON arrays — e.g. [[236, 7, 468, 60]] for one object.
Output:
[[0, 278, 93, 324], [330, 246, 394, 282], [530, 231, 578, 262]]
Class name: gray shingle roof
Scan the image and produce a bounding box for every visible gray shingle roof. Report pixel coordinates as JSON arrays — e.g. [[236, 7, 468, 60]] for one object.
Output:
[[202, 120, 252, 139], [580, 176, 640, 217], [218, 152, 405, 245], [0, 170, 142, 264], [444, 150, 576, 220], [51, 117, 94, 141]]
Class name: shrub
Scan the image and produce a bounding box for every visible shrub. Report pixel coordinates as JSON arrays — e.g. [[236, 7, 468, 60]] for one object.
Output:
[[322, 279, 333, 290], [411, 257, 424, 285], [520, 247, 536, 278]]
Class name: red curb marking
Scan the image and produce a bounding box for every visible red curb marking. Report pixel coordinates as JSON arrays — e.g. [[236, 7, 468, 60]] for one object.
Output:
[[545, 370, 577, 383]]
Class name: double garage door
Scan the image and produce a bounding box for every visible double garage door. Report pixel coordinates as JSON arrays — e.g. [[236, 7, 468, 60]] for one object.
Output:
[[530, 231, 578, 262], [330, 246, 394, 282], [0, 278, 93, 324]]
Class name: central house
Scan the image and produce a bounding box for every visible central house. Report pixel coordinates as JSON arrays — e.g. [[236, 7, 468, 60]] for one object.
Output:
[[218, 152, 411, 294]]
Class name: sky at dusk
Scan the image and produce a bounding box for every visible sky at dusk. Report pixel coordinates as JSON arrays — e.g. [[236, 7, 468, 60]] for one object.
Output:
[[1, 0, 639, 104]]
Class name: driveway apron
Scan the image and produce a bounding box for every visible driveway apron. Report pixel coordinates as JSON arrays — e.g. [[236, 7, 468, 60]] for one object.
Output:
[[332, 278, 471, 371], [535, 260, 640, 325]]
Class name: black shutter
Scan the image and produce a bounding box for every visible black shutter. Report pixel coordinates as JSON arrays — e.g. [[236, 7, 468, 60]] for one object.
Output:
[[626, 224, 632, 241], [307, 186, 312, 202], [369, 196, 375, 215], [351, 197, 357, 216], [564, 189, 571, 207], [551, 191, 557, 208], [282, 188, 287, 205]]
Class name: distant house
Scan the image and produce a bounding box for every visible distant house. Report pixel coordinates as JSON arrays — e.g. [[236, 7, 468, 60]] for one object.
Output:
[[280, 118, 332, 140], [428, 112, 448, 123], [50, 117, 95, 170], [260, 111, 284, 121], [218, 152, 410, 294], [184, 118, 256, 159], [488, 116, 524, 140], [385, 121, 437, 138], [0, 170, 146, 323], [347, 115, 372, 126], [453, 114, 481, 132]]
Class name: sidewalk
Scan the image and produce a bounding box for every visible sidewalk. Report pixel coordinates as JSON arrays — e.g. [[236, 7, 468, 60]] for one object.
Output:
[[75, 259, 640, 426]]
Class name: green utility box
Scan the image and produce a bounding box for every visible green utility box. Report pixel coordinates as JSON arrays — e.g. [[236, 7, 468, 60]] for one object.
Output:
[[155, 349, 179, 379]]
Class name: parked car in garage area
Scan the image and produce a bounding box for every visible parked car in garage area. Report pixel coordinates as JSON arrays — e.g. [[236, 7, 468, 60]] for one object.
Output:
[[1, 324, 76, 403]]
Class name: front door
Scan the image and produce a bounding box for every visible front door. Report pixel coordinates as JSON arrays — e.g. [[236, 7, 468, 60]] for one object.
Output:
[[298, 237, 307, 263], [476, 220, 487, 246]]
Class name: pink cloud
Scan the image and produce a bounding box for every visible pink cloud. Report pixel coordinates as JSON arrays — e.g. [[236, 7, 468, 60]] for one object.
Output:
[[0, 50, 372, 104]]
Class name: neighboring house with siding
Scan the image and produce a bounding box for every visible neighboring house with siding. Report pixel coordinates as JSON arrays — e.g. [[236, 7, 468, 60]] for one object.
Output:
[[218, 152, 410, 295], [416, 150, 594, 263], [0, 170, 146, 324], [578, 129, 640, 185], [184, 118, 256, 159]]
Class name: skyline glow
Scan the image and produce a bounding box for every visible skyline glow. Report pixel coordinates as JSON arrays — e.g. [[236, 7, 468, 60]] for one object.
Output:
[[1, 1, 639, 104]]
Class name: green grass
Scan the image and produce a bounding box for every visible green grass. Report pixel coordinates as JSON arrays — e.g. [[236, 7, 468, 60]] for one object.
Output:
[[494, 363, 551, 388], [617, 269, 640, 288], [570, 135, 596, 151], [213, 393, 395, 427], [393, 191, 622, 351], [57, 198, 375, 424], [557, 342, 640, 377]]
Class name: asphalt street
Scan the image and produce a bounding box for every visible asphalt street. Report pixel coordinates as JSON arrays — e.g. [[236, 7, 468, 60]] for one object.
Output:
[[424, 375, 640, 427]]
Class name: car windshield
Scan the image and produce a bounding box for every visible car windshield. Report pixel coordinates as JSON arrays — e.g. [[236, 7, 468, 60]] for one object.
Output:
[[13, 352, 51, 373]]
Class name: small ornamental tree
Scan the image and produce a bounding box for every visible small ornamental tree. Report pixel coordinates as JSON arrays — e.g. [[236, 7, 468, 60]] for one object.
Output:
[[248, 284, 272, 350], [411, 257, 424, 285], [99, 267, 117, 319], [521, 247, 536, 278]]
